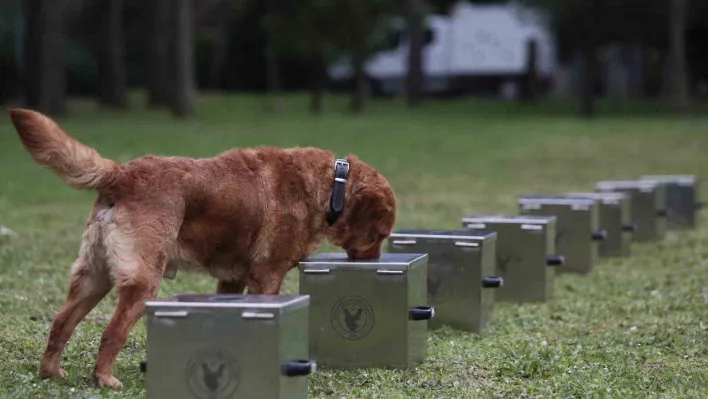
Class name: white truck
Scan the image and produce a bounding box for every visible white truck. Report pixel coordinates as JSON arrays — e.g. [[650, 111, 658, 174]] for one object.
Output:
[[328, 1, 557, 97]]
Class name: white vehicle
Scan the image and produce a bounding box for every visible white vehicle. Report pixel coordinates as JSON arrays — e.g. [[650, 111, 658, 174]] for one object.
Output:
[[328, 1, 557, 96]]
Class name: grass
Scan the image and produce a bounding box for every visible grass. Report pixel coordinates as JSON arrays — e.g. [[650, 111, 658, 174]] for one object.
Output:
[[0, 93, 707, 398]]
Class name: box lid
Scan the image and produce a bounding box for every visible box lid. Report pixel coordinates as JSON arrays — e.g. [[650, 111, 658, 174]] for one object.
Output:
[[145, 294, 309, 312], [564, 192, 628, 204], [298, 252, 427, 271], [596, 180, 659, 191], [518, 195, 597, 206], [390, 229, 497, 241], [641, 175, 696, 186], [461, 214, 557, 225]]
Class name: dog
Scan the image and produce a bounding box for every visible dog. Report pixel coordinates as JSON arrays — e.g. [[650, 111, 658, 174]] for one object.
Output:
[[8, 108, 396, 389]]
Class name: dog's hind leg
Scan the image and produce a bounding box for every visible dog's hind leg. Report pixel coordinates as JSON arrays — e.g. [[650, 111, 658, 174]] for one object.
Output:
[[39, 222, 113, 381], [91, 208, 182, 389]]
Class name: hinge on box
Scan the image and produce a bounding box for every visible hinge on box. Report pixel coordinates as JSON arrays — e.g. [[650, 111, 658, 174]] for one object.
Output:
[[154, 310, 189, 318], [376, 269, 404, 275], [303, 269, 331, 274], [391, 239, 417, 246], [242, 312, 275, 320], [454, 241, 478, 248]]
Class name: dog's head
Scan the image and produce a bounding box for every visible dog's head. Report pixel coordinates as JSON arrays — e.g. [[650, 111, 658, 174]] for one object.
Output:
[[327, 157, 396, 260]]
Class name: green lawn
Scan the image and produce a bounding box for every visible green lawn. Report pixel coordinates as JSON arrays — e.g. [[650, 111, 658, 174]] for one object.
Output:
[[1, 94, 707, 398]]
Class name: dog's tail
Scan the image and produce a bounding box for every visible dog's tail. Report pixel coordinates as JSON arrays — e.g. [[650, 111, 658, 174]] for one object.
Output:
[[9, 108, 120, 190]]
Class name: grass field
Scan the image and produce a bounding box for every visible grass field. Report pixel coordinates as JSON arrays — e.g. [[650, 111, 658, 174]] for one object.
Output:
[[1, 94, 707, 398]]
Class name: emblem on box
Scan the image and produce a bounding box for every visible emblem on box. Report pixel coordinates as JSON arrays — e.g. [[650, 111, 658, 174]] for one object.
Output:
[[186, 347, 240, 399], [330, 296, 375, 340]]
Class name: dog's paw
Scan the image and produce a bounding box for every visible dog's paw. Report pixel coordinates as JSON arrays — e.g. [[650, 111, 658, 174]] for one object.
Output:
[[93, 374, 123, 389], [39, 367, 68, 381]]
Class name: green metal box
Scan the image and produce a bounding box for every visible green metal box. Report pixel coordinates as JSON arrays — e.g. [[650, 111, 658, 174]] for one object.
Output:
[[461, 215, 563, 303], [564, 192, 635, 258], [641, 175, 701, 229], [595, 180, 667, 242], [518, 195, 605, 275], [386, 230, 502, 333], [298, 253, 433, 370], [144, 294, 314, 399]]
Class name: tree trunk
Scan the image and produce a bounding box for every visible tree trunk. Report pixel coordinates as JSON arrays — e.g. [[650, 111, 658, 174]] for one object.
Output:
[[25, 0, 67, 116], [209, 0, 235, 89], [170, 0, 197, 118], [263, 0, 280, 112], [578, 44, 596, 118], [520, 38, 538, 102], [350, 53, 366, 114], [405, 0, 425, 107], [98, 0, 127, 108], [667, 0, 690, 112], [147, 0, 171, 107], [309, 45, 327, 115]]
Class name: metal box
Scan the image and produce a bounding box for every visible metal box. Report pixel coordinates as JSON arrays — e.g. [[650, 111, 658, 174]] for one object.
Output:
[[386, 229, 503, 333], [595, 180, 667, 242], [641, 175, 701, 229], [298, 253, 433, 370], [564, 192, 635, 258], [461, 215, 564, 303], [518, 195, 605, 275], [144, 294, 314, 399]]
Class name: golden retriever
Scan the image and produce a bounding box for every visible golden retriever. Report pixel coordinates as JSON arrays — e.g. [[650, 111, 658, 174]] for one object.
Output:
[[9, 108, 396, 388]]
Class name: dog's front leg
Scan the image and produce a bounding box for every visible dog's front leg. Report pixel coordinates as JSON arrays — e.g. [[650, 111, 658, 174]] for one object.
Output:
[[245, 263, 290, 295], [216, 278, 248, 294]]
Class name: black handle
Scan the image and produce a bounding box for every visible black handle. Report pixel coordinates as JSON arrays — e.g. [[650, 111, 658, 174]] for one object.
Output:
[[696, 201, 705, 210], [657, 209, 668, 217], [140, 360, 147, 373], [591, 229, 607, 241], [546, 255, 565, 266], [282, 359, 316, 377], [409, 306, 435, 321], [622, 223, 637, 232], [481, 276, 503, 288]]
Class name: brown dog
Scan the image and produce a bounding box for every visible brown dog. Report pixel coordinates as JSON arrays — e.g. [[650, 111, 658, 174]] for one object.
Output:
[[9, 108, 396, 388]]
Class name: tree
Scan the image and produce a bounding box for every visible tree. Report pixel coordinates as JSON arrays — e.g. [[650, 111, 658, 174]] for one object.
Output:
[[147, 0, 171, 107], [268, 0, 340, 114], [97, 0, 127, 108], [25, 0, 68, 116], [330, 0, 398, 113], [263, 0, 281, 112], [667, 0, 690, 112], [404, 0, 427, 107], [170, 0, 197, 118]]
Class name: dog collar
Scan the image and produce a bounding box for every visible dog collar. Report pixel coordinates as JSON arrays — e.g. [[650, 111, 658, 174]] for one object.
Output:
[[326, 158, 350, 225]]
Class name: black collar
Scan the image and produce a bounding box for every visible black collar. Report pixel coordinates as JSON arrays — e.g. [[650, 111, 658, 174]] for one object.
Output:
[[326, 159, 350, 225]]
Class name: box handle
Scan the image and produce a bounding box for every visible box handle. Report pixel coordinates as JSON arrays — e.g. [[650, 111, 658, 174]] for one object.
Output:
[[282, 360, 316, 377], [656, 209, 669, 217], [454, 241, 478, 248], [154, 310, 189, 318], [140, 360, 146, 373], [391, 239, 417, 246], [482, 276, 503, 288], [591, 229, 607, 241], [409, 306, 435, 321], [696, 201, 704, 210], [242, 312, 275, 320], [376, 269, 404, 275], [622, 223, 638, 232], [546, 255, 565, 266], [303, 269, 331, 274]]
